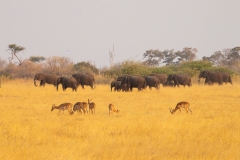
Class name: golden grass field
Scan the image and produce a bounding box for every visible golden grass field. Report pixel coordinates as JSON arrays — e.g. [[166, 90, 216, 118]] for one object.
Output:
[[0, 78, 240, 160]]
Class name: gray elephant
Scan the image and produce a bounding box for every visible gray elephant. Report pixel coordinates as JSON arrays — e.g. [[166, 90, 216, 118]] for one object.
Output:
[[110, 80, 122, 91], [57, 77, 78, 91], [167, 74, 192, 87], [198, 71, 223, 85], [198, 71, 232, 85], [34, 73, 59, 87], [145, 75, 160, 90], [148, 73, 167, 84], [118, 75, 146, 91], [72, 73, 95, 89]]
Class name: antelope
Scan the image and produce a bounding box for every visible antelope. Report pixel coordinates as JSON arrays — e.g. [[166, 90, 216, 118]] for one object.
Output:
[[81, 102, 88, 114], [51, 103, 74, 114], [88, 99, 96, 114], [73, 102, 82, 113], [109, 104, 120, 114], [73, 102, 88, 114], [169, 101, 192, 114]]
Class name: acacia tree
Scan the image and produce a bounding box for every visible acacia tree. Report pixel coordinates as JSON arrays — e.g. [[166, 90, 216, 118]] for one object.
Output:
[[7, 44, 25, 65]]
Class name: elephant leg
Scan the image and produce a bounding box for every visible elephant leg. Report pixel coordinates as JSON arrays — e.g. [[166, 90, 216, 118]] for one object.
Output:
[[40, 80, 43, 87], [43, 80, 46, 87]]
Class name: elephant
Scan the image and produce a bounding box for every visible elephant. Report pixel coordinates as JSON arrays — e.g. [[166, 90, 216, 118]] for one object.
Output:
[[198, 70, 223, 85], [167, 74, 192, 87], [34, 73, 59, 87], [72, 73, 95, 89], [148, 73, 167, 85], [56, 77, 78, 91], [144, 75, 160, 90], [118, 75, 146, 91], [110, 80, 122, 91]]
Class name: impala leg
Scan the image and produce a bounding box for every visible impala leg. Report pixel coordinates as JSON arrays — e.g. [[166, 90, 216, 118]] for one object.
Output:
[[188, 108, 192, 114]]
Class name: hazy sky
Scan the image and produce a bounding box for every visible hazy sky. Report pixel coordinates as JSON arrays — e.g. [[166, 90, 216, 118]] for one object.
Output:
[[1, 0, 240, 67]]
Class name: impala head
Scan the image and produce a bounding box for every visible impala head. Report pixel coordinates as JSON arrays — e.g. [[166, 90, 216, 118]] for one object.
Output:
[[51, 104, 55, 111], [88, 99, 92, 104], [169, 108, 174, 114], [116, 110, 120, 113]]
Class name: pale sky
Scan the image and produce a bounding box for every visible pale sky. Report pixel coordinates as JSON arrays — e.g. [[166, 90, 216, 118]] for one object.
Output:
[[1, 0, 240, 68]]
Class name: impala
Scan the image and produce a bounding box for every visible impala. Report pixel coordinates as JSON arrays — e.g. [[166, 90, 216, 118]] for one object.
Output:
[[88, 99, 96, 114], [51, 103, 74, 114], [169, 101, 192, 114], [109, 104, 120, 114], [73, 102, 88, 114], [81, 102, 88, 114]]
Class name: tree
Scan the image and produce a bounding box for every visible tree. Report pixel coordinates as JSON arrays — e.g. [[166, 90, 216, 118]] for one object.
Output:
[[175, 47, 197, 63], [43, 56, 73, 75], [162, 49, 177, 65], [29, 56, 45, 62], [143, 50, 164, 67], [73, 61, 99, 75], [6, 44, 25, 65]]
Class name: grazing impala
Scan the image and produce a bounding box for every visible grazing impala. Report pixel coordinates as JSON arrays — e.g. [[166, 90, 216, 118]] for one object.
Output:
[[88, 99, 96, 114], [73, 102, 88, 114], [109, 104, 120, 114], [51, 103, 74, 114], [169, 101, 192, 114], [73, 102, 82, 113]]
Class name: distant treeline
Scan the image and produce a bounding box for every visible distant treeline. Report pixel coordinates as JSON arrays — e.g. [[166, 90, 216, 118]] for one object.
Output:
[[0, 55, 237, 85]]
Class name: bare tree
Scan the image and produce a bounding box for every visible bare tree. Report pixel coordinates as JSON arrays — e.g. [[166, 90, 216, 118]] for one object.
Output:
[[43, 56, 73, 75], [6, 44, 25, 65], [109, 45, 115, 68]]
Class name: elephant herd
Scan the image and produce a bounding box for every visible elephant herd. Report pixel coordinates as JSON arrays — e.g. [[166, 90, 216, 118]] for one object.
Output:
[[33, 70, 232, 92], [111, 71, 233, 92], [33, 73, 95, 91]]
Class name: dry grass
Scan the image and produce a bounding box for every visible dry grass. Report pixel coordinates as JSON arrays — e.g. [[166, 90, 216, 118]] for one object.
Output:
[[0, 79, 240, 160]]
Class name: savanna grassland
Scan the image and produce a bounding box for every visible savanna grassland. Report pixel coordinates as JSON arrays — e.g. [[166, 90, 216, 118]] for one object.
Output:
[[0, 78, 240, 160]]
